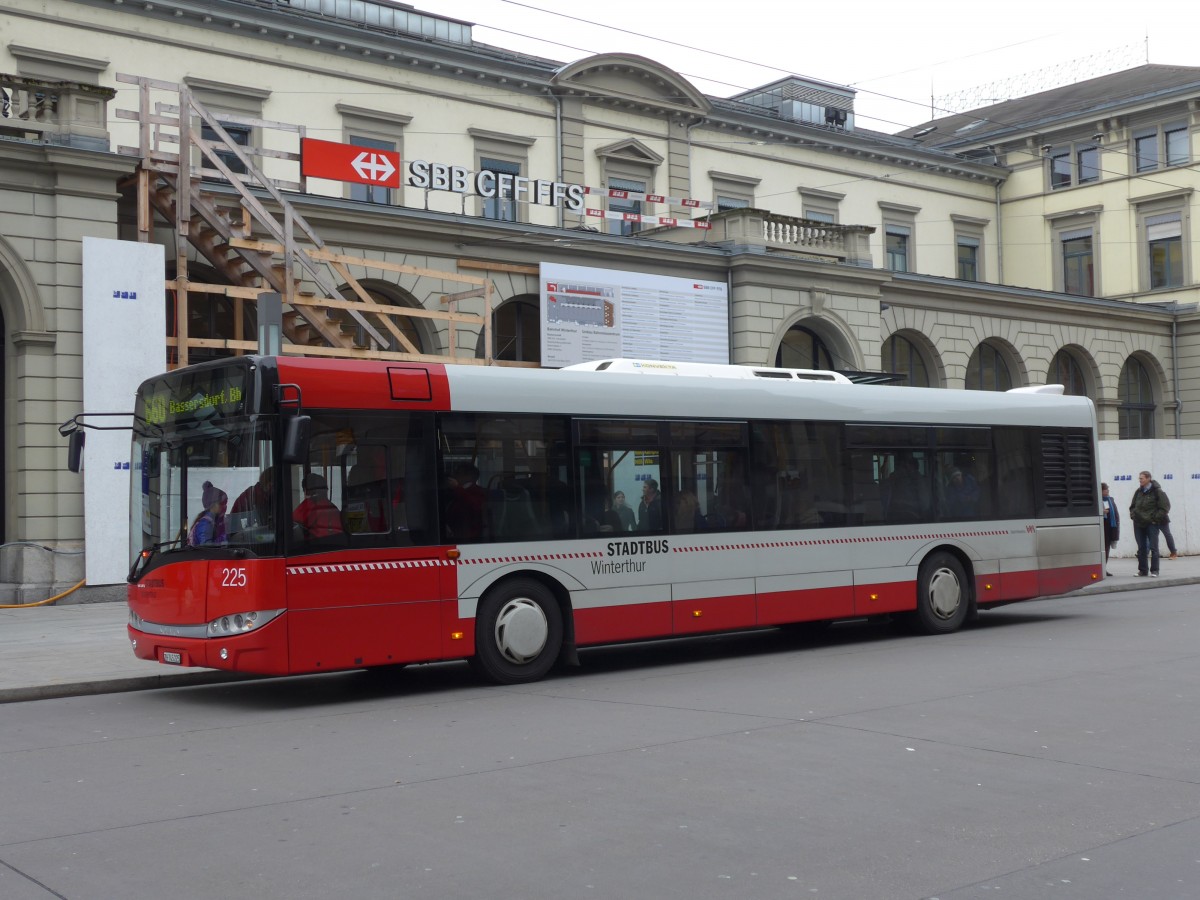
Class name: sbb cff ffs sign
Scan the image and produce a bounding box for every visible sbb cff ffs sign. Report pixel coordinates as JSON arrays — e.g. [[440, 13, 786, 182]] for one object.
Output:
[[301, 138, 400, 188]]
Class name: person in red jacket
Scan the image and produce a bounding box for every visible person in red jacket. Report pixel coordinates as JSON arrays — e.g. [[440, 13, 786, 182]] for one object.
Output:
[[293, 473, 343, 538]]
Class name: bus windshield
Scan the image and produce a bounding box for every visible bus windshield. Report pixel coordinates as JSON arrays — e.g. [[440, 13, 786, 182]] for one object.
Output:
[[131, 416, 280, 565]]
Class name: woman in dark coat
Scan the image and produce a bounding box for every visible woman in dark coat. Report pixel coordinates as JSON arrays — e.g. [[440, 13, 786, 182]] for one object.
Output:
[[1101, 482, 1120, 576]]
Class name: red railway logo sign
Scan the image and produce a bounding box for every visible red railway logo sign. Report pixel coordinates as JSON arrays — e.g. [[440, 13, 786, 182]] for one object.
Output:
[[301, 138, 401, 188]]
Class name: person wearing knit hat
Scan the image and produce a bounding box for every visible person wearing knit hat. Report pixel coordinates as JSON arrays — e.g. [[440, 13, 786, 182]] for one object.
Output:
[[188, 480, 228, 546]]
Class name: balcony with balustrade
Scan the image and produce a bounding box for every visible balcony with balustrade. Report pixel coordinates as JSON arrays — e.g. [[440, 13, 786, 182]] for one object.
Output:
[[0, 74, 114, 151], [649, 207, 875, 266]]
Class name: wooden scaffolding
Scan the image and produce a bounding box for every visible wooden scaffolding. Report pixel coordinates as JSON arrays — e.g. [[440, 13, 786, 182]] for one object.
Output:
[[115, 74, 499, 368]]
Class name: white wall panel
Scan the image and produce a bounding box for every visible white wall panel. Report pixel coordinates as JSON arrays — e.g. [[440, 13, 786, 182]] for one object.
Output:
[[82, 238, 166, 585]]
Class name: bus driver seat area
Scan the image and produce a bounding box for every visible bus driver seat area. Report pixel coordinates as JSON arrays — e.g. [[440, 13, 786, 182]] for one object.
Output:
[[344, 445, 390, 534]]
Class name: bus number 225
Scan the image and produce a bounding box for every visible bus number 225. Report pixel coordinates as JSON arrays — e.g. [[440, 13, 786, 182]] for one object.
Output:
[[221, 567, 248, 588]]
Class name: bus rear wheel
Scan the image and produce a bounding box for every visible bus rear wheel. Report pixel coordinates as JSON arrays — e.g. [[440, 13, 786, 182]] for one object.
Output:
[[914, 551, 970, 635], [470, 578, 563, 685]]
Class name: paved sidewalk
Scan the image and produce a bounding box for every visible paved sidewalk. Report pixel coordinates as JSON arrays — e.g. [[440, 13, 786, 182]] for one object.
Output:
[[3, 556, 1198, 703]]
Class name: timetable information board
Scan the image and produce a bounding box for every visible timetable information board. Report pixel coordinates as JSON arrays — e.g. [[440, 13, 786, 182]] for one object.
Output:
[[540, 263, 729, 368]]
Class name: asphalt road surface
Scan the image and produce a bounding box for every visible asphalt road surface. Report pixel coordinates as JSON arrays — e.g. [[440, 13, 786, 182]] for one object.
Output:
[[3, 584, 1199, 900]]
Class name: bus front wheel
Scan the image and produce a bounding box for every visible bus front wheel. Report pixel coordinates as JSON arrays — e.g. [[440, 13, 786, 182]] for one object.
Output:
[[470, 578, 563, 685], [915, 552, 970, 634]]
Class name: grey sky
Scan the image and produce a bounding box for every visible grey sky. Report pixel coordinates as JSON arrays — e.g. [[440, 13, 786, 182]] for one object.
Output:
[[437, 0, 1195, 133]]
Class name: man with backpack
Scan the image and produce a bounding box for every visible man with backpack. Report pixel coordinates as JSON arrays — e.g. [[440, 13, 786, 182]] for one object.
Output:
[[1129, 471, 1171, 577]]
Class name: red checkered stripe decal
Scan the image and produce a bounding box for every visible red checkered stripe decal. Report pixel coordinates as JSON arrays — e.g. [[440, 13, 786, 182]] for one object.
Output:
[[672, 530, 1011, 553], [462, 551, 604, 565], [288, 560, 453, 574], [287, 551, 603, 575]]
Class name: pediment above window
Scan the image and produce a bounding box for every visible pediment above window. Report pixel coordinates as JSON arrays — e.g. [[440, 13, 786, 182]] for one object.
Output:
[[594, 138, 664, 166], [551, 53, 711, 117]]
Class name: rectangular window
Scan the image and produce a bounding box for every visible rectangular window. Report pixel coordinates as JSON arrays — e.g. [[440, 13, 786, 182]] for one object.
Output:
[[1061, 230, 1094, 296], [1148, 214, 1184, 289], [933, 443, 994, 522], [749, 421, 843, 529], [288, 412, 437, 553], [608, 176, 646, 236], [349, 135, 395, 205], [200, 121, 251, 176], [1135, 132, 1159, 172], [668, 447, 748, 533], [480, 157, 521, 221], [1050, 151, 1072, 189], [993, 428, 1034, 518], [716, 196, 751, 211], [956, 237, 980, 281], [1165, 126, 1189, 167], [439, 413, 572, 542], [804, 210, 835, 224], [1076, 146, 1099, 183], [885, 225, 910, 272]]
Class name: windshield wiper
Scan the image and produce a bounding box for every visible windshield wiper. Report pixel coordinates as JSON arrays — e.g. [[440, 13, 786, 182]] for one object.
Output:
[[128, 536, 184, 583]]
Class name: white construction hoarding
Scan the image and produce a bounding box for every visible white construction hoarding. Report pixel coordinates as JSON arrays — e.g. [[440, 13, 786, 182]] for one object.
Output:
[[81, 238, 166, 585]]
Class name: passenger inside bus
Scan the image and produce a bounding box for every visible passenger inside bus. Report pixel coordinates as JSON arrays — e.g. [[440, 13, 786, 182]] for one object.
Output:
[[344, 445, 391, 533], [674, 489, 705, 533], [711, 476, 750, 530], [229, 466, 274, 534], [604, 490, 636, 532], [293, 473, 343, 538], [637, 479, 663, 532], [188, 481, 228, 546], [881, 453, 931, 523], [943, 467, 981, 518]]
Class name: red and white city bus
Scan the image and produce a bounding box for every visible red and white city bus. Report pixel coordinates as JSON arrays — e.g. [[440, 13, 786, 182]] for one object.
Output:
[[123, 356, 1102, 684]]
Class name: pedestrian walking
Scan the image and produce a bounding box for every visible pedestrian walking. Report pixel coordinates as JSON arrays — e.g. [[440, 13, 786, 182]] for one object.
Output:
[[1160, 511, 1179, 559], [1129, 471, 1170, 577], [1101, 482, 1120, 576]]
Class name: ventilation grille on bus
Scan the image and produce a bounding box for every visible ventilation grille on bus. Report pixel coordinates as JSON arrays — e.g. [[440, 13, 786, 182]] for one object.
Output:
[[1040, 432, 1096, 511]]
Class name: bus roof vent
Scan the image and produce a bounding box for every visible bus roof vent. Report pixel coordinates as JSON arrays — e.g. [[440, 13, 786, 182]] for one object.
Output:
[[1008, 384, 1066, 395], [751, 368, 849, 383], [561, 359, 853, 383]]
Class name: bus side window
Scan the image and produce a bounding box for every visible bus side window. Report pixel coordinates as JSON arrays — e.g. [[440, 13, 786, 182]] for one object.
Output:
[[750, 421, 841, 530]]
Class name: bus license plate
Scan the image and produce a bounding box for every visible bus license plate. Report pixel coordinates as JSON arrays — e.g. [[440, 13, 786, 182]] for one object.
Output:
[[162, 650, 182, 665]]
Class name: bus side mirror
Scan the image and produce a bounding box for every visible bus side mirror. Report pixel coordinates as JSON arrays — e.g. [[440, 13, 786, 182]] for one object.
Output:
[[282, 415, 311, 464], [67, 430, 85, 473]]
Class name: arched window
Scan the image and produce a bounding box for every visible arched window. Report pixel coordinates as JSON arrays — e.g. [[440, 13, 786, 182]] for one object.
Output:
[[492, 298, 540, 363], [965, 341, 1012, 391], [1048, 349, 1087, 396], [882, 333, 930, 387], [1118, 357, 1156, 439], [346, 287, 425, 355], [776, 325, 834, 370]]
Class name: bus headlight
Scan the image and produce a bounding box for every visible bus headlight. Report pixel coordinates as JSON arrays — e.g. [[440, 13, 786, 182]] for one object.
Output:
[[207, 609, 284, 637]]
